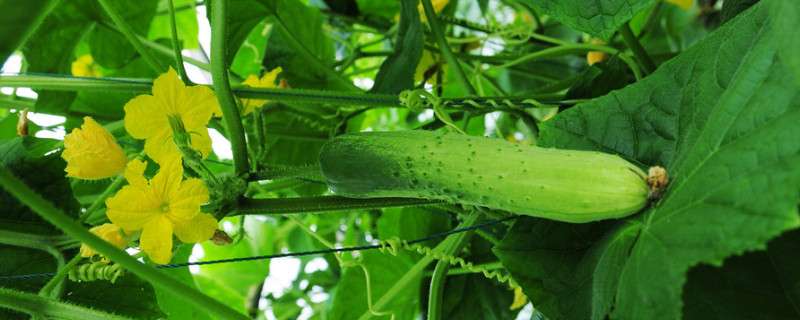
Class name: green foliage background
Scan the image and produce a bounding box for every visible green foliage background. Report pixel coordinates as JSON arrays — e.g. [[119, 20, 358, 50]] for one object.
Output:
[[0, 0, 798, 319]]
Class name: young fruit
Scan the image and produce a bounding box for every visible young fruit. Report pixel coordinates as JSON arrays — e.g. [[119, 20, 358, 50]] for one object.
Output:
[[319, 130, 651, 223]]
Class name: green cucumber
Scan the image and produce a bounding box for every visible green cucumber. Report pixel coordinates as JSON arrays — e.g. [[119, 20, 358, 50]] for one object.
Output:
[[319, 130, 650, 223]]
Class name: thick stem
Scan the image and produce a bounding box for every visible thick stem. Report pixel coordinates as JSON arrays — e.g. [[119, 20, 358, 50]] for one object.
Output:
[[234, 196, 441, 215], [619, 23, 656, 74], [0, 75, 395, 105], [427, 218, 475, 320], [0, 167, 248, 320], [209, 0, 250, 177], [97, 0, 164, 73], [0, 287, 131, 320], [420, 0, 476, 95], [491, 43, 643, 80], [167, 0, 190, 83]]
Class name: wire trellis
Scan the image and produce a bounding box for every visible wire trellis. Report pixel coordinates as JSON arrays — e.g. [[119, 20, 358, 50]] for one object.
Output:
[[0, 216, 517, 282]]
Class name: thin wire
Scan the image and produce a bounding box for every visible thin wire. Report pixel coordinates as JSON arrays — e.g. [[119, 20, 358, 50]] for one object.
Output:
[[0, 216, 517, 281]]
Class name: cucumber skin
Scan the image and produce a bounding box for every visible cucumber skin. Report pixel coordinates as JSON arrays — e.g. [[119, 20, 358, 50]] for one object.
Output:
[[319, 131, 649, 223]]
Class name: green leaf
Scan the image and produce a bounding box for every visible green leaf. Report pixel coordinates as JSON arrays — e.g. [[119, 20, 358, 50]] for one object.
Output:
[[721, 0, 761, 23], [89, 0, 159, 69], [683, 228, 800, 319], [356, 0, 399, 20], [377, 207, 451, 241], [154, 246, 211, 320], [0, 137, 79, 234], [148, 0, 199, 49], [329, 251, 422, 320], [370, 0, 423, 94], [498, 2, 800, 319], [64, 272, 165, 319], [0, 0, 57, 65], [520, 0, 657, 39], [565, 57, 635, 100], [771, 0, 800, 85], [22, 0, 92, 115], [211, 0, 269, 66], [441, 274, 517, 320], [262, 0, 344, 90], [493, 218, 615, 319], [194, 217, 274, 314]]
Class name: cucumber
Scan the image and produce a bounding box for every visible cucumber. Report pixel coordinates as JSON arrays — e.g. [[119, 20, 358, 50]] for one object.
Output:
[[319, 130, 650, 223]]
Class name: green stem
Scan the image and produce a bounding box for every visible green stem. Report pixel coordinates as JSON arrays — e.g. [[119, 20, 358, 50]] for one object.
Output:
[[491, 44, 643, 80], [234, 196, 441, 215], [619, 23, 656, 74], [11, 0, 62, 58], [167, 0, 190, 83], [0, 75, 392, 105], [79, 175, 125, 223], [96, 0, 164, 73], [424, 261, 504, 277], [0, 167, 248, 320], [427, 218, 475, 320], [39, 254, 82, 299], [80, 151, 145, 223], [209, 0, 249, 177], [356, 213, 479, 320], [0, 287, 131, 320], [421, 0, 476, 95]]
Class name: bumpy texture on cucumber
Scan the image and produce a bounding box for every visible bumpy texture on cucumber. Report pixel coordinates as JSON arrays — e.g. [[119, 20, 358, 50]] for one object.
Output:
[[319, 130, 649, 223]]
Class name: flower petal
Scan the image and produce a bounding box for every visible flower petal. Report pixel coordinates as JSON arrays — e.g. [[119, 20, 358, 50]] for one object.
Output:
[[167, 178, 208, 222], [124, 94, 169, 140], [124, 159, 148, 188], [80, 223, 128, 258], [140, 216, 174, 264], [151, 67, 184, 115], [189, 128, 213, 159], [106, 185, 161, 232], [179, 85, 220, 126], [173, 213, 217, 243], [62, 117, 127, 180], [151, 155, 184, 200], [144, 130, 180, 164]]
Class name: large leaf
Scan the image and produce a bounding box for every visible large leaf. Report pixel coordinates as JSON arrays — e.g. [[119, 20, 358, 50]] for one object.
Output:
[[89, 0, 159, 69], [497, 2, 800, 319], [442, 274, 517, 320], [329, 251, 422, 320], [772, 0, 800, 85], [194, 217, 274, 314], [682, 228, 800, 319], [64, 272, 165, 319], [262, 0, 345, 90], [520, 0, 656, 39], [0, 0, 57, 64], [370, 0, 423, 94]]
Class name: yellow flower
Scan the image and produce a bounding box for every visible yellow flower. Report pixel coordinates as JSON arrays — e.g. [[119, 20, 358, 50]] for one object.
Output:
[[123, 67, 221, 164], [80, 223, 128, 258], [62, 117, 127, 180], [105, 157, 218, 264], [586, 38, 608, 66], [666, 0, 693, 10], [71, 54, 101, 77], [509, 287, 528, 310], [241, 67, 282, 115]]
